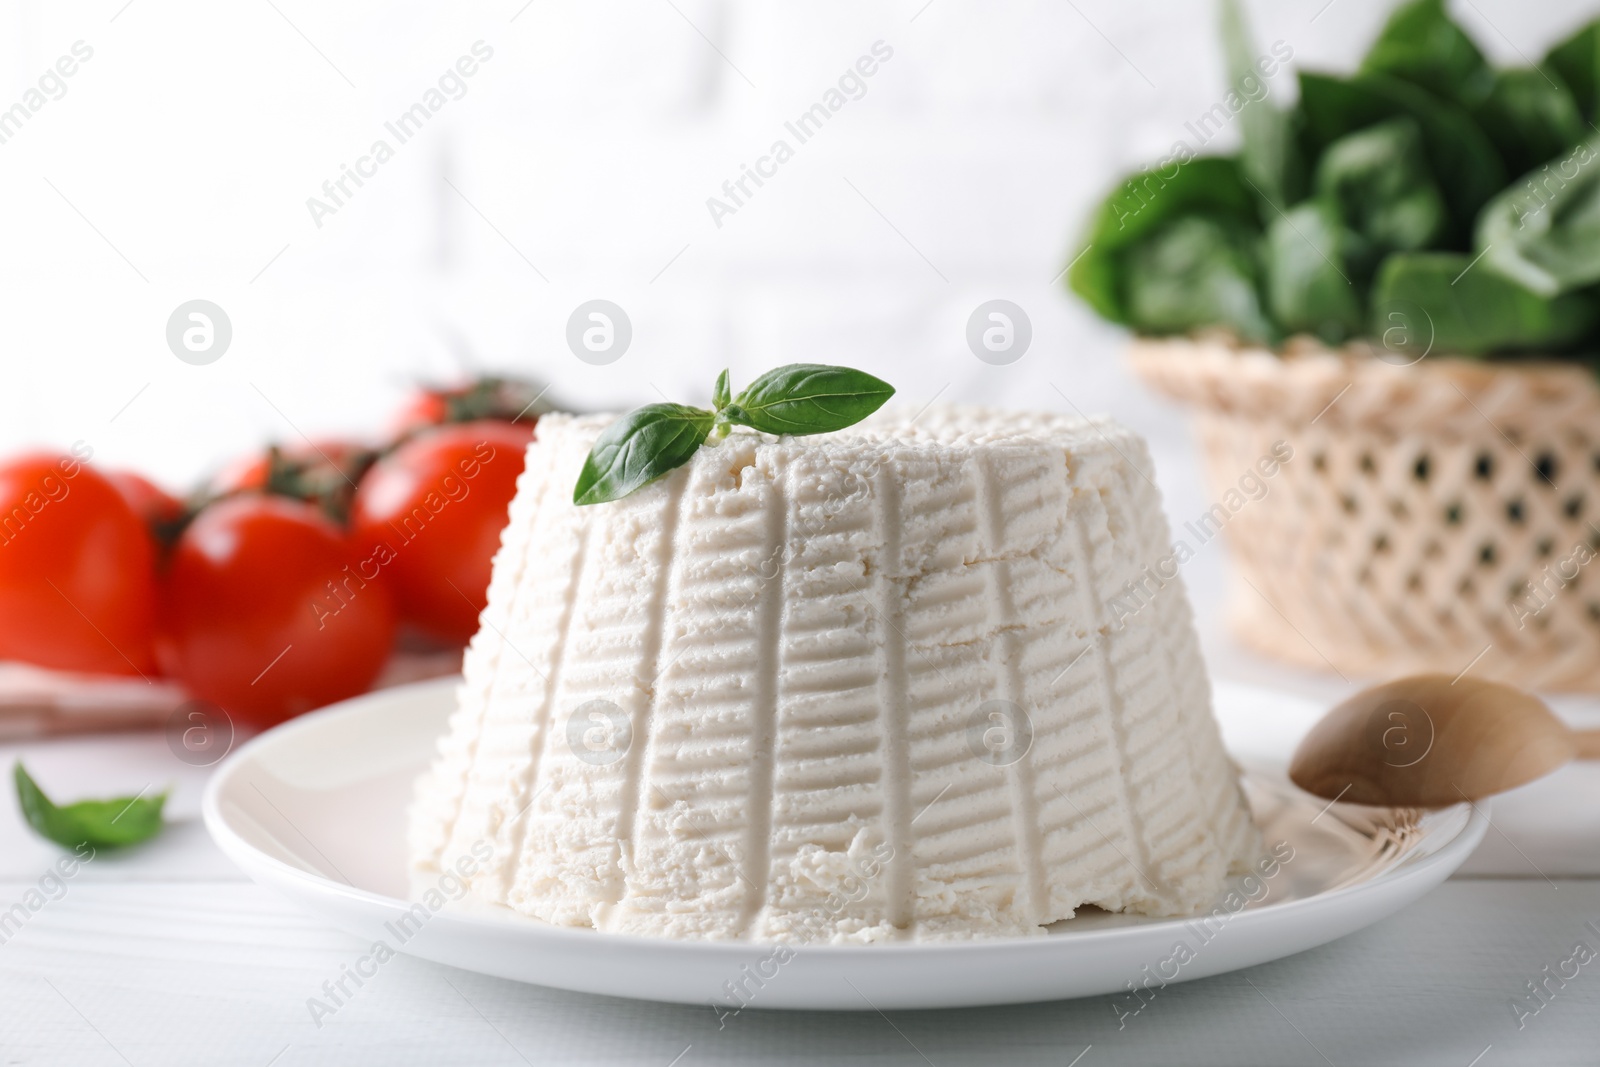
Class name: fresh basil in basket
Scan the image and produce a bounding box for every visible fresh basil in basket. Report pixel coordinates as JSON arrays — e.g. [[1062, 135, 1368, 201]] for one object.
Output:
[[1066, 0, 1600, 360], [573, 365, 895, 506]]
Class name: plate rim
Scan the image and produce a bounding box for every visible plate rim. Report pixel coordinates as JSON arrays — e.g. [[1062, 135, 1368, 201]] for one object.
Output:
[[202, 675, 1490, 960]]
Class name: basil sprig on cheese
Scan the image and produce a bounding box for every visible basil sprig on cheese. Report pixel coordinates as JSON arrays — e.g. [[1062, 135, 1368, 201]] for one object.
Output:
[[573, 364, 894, 506]]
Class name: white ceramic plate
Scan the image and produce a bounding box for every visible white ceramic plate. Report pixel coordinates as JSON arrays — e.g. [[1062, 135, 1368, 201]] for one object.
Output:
[[202, 677, 1487, 1010]]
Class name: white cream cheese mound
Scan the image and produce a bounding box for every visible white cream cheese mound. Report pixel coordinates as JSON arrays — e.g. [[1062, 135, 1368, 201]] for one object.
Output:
[[409, 408, 1261, 942]]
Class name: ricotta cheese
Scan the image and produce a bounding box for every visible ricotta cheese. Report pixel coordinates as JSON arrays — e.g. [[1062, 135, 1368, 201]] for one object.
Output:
[[410, 408, 1260, 942]]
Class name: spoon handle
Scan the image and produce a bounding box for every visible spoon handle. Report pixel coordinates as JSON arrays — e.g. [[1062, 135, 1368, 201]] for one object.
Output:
[[1573, 730, 1600, 760]]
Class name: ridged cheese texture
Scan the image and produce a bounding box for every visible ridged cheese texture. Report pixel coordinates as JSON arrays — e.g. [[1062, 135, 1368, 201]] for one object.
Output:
[[410, 408, 1260, 942]]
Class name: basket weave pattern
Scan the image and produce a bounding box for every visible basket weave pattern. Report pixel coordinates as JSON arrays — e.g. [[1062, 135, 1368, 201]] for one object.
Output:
[[1130, 337, 1600, 691]]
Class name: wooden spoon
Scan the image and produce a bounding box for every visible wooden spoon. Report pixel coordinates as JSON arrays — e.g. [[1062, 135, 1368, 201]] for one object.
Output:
[[1289, 674, 1600, 808]]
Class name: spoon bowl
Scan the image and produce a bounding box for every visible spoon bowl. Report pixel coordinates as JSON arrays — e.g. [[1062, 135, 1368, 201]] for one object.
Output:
[[1289, 674, 1578, 808]]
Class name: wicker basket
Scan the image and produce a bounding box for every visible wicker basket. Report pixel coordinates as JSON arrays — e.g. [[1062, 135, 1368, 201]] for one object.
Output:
[[1129, 336, 1600, 691]]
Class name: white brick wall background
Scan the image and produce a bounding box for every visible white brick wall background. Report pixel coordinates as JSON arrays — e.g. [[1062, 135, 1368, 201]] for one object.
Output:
[[0, 0, 1594, 619]]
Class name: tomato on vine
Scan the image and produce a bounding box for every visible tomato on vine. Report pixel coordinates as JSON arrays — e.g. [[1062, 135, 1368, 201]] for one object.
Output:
[[159, 495, 397, 728], [351, 421, 534, 645], [0, 452, 159, 676]]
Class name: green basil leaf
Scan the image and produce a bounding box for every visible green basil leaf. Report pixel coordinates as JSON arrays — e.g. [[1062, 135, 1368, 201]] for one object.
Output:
[[572, 404, 714, 505], [1315, 117, 1446, 259], [1478, 135, 1600, 297], [1122, 216, 1275, 343], [1219, 0, 1304, 208], [14, 762, 166, 849], [1298, 71, 1505, 240], [1473, 68, 1584, 178], [728, 364, 894, 436], [1264, 202, 1364, 344], [1371, 252, 1598, 355], [1360, 0, 1493, 108], [1073, 157, 1256, 255], [1543, 19, 1600, 122], [712, 369, 731, 411], [1067, 157, 1258, 324]]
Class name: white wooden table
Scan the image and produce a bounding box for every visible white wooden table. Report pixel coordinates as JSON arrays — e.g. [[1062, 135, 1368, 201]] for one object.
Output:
[[3, 633, 1599, 1067]]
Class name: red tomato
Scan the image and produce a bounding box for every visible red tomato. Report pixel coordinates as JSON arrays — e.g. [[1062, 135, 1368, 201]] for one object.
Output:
[[0, 452, 158, 676], [159, 496, 397, 728], [351, 421, 534, 645], [208, 451, 273, 495], [390, 376, 553, 437], [106, 470, 186, 529], [391, 392, 448, 435]]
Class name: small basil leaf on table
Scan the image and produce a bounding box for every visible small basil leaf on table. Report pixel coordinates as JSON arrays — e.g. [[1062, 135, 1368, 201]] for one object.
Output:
[[1297, 71, 1505, 240], [728, 365, 895, 435], [1371, 252, 1598, 355], [572, 403, 714, 506], [1478, 134, 1600, 297], [1543, 18, 1600, 123], [1067, 157, 1258, 324], [1360, 0, 1494, 108], [1314, 117, 1446, 260], [1122, 216, 1275, 343], [14, 762, 166, 849], [1264, 202, 1364, 344], [1472, 68, 1584, 179], [1219, 0, 1305, 208]]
